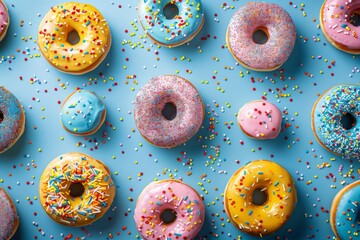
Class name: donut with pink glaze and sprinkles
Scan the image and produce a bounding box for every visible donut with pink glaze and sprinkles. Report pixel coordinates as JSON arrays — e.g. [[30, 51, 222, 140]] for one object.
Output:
[[237, 100, 282, 140], [134, 180, 205, 239], [320, 0, 360, 54], [134, 75, 204, 148], [0, 0, 9, 41], [226, 2, 296, 71]]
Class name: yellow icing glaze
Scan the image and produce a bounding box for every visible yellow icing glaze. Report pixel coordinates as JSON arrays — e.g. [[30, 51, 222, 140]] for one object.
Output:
[[224, 160, 297, 236], [39, 152, 116, 226], [38, 2, 111, 74]]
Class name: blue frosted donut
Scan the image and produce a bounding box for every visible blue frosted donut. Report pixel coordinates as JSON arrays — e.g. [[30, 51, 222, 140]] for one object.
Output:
[[330, 180, 360, 239], [0, 87, 25, 154], [60, 90, 106, 136], [138, 0, 204, 47], [312, 85, 360, 159]]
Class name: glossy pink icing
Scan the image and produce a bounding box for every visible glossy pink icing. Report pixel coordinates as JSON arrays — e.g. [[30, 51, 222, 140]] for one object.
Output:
[[0, 1, 8, 37], [227, 2, 296, 70], [237, 100, 282, 139], [134, 180, 205, 239], [134, 75, 204, 148], [322, 0, 360, 49]]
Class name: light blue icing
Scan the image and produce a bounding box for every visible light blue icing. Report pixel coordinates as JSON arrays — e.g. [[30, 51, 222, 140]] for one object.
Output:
[[313, 85, 360, 159], [138, 0, 204, 45], [333, 182, 360, 239], [60, 90, 105, 134]]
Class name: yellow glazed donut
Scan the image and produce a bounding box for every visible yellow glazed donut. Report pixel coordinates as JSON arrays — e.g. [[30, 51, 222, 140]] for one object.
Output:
[[39, 152, 116, 226], [224, 160, 297, 236], [38, 2, 111, 75]]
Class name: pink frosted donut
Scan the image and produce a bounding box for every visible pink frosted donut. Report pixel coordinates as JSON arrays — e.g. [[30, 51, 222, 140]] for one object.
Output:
[[0, 0, 9, 41], [134, 180, 205, 239], [237, 100, 282, 139], [320, 0, 360, 54], [226, 2, 296, 71], [134, 75, 204, 148]]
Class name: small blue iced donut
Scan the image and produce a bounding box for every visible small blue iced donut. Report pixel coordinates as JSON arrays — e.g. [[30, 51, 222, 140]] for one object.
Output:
[[330, 180, 360, 239], [312, 85, 360, 159], [138, 0, 204, 47], [60, 90, 106, 136]]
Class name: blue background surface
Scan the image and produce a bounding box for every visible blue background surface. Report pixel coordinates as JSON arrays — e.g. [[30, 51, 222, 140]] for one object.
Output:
[[0, 0, 359, 239]]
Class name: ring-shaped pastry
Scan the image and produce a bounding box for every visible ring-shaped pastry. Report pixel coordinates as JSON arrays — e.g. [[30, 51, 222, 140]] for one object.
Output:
[[0, 0, 10, 41], [134, 75, 204, 148], [134, 180, 205, 239], [330, 180, 360, 239], [0, 188, 19, 239], [138, 0, 204, 47], [224, 160, 297, 236], [226, 2, 296, 71], [0, 86, 25, 154], [321, 0, 360, 54], [39, 152, 116, 226], [312, 85, 360, 160], [38, 2, 111, 74]]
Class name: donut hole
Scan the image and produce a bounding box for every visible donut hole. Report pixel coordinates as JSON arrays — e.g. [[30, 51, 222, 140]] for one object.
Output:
[[69, 182, 85, 198], [0, 110, 4, 124], [67, 29, 80, 45], [340, 112, 357, 130], [163, 3, 179, 20], [162, 102, 177, 121], [251, 188, 268, 206], [349, 10, 360, 27], [252, 28, 269, 45], [160, 209, 177, 224]]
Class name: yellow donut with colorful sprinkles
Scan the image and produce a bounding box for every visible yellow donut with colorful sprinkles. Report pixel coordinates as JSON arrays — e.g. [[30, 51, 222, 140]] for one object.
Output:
[[37, 2, 111, 75], [39, 152, 116, 226], [224, 160, 297, 236]]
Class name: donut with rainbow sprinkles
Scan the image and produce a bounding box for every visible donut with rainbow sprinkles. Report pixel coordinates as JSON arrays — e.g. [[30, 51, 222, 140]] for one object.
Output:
[[39, 152, 116, 226], [138, 0, 204, 47], [312, 84, 360, 160], [224, 160, 297, 236]]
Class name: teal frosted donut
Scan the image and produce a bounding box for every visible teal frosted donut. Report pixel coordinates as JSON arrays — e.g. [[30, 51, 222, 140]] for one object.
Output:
[[138, 0, 204, 47], [60, 90, 106, 136], [330, 180, 360, 239], [312, 85, 360, 159], [0, 86, 25, 154]]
